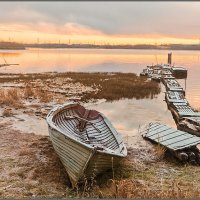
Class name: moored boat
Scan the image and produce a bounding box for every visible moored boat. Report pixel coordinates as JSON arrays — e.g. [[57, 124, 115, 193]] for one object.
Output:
[[46, 102, 127, 186], [171, 66, 187, 79]]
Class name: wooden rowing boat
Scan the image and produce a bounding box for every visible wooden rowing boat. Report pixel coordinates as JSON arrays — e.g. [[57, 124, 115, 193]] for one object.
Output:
[[46, 102, 127, 186]]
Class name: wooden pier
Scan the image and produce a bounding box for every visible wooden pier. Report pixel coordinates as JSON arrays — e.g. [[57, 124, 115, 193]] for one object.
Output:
[[140, 58, 200, 137], [140, 54, 200, 162]]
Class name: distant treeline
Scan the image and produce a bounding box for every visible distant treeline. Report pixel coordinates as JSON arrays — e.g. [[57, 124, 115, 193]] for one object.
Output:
[[1, 41, 200, 51], [0, 42, 25, 50], [26, 43, 200, 50]]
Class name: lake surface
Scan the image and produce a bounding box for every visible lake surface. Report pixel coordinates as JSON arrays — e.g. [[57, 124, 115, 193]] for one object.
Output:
[[0, 48, 200, 144]]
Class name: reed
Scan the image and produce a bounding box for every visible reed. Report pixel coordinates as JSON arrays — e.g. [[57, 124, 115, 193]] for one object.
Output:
[[23, 83, 35, 99], [2, 108, 13, 117], [0, 88, 23, 108], [154, 144, 166, 160], [34, 88, 53, 103]]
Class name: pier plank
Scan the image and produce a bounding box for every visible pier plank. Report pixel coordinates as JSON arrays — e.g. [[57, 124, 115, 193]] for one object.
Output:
[[142, 123, 200, 151]]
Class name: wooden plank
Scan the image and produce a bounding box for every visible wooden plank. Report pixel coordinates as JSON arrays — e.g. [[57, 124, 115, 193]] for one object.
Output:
[[143, 122, 200, 151], [146, 126, 175, 137], [153, 132, 195, 145], [149, 130, 187, 141]]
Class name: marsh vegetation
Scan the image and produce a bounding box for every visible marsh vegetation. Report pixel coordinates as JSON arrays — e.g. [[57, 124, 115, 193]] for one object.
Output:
[[0, 72, 161, 102]]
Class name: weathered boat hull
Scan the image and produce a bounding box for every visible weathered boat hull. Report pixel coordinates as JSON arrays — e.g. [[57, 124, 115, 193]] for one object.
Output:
[[47, 102, 127, 186]]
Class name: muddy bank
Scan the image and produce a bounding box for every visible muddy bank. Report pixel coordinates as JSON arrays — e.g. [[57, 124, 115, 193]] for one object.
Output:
[[0, 123, 69, 198], [1, 122, 200, 198]]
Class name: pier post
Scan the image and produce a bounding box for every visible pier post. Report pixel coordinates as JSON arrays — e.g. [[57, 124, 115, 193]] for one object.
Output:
[[168, 53, 172, 66], [185, 78, 187, 95]]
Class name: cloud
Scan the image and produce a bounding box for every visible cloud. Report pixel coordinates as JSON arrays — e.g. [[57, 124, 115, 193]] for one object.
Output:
[[0, 2, 200, 39]]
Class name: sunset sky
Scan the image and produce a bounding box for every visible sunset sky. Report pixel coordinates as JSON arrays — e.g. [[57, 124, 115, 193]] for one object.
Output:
[[0, 2, 200, 45]]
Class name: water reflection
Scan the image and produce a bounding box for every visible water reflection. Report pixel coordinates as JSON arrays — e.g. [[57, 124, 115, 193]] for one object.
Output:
[[87, 84, 176, 147], [0, 48, 199, 147], [0, 48, 199, 108]]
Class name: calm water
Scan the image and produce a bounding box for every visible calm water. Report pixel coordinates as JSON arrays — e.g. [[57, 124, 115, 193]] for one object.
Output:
[[0, 48, 200, 143]]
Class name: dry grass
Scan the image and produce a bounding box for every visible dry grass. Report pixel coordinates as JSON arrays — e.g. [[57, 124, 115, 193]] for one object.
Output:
[[2, 108, 13, 117], [23, 83, 35, 99], [96, 178, 200, 198], [1, 124, 200, 198], [0, 72, 161, 102], [0, 89, 23, 108], [154, 144, 167, 160], [23, 82, 53, 103], [66, 159, 200, 199], [66, 72, 161, 101], [34, 88, 53, 103], [0, 125, 69, 198]]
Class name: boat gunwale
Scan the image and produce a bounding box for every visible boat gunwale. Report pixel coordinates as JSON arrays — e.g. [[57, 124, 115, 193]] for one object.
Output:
[[46, 102, 127, 157]]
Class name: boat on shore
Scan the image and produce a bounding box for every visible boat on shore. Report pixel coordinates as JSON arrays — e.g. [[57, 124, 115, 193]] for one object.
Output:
[[46, 102, 127, 186]]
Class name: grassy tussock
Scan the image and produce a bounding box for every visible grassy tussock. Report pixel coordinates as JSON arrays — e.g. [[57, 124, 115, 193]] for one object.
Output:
[[154, 144, 167, 160], [2, 108, 13, 117], [98, 178, 200, 198], [23, 83, 35, 99], [66, 160, 200, 199], [0, 89, 23, 108], [23, 83, 53, 103], [34, 88, 53, 103]]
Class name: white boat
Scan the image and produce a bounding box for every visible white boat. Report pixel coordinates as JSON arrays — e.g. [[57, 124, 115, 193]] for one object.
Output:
[[161, 68, 172, 76], [151, 73, 161, 82], [140, 68, 148, 76], [46, 102, 127, 186]]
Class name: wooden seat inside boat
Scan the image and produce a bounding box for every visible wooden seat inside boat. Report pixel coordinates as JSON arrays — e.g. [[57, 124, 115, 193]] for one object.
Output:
[[74, 105, 100, 120], [74, 104, 100, 132]]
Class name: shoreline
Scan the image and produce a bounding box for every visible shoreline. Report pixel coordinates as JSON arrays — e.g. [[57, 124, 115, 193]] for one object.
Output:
[[2, 47, 200, 51], [1, 72, 200, 198]]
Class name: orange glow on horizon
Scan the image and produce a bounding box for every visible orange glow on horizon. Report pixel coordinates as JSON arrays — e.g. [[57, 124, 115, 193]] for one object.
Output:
[[0, 22, 199, 45]]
